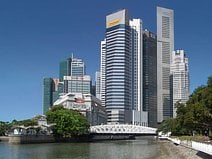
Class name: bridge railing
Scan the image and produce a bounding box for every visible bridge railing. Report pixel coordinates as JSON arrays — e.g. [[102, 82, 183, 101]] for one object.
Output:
[[90, 124, 157, 134]]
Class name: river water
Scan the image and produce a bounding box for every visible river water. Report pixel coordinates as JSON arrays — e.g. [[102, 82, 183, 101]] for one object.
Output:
[[0, 137, 160, 159]]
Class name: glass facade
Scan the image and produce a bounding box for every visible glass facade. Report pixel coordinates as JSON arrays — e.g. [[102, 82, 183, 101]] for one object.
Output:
[[71, 58, 85, 76], [100, 40, 106, 107], [43, 78, 53, 113], [43, 78, 59, 113], [58, 55, 86, 95], [59, 55, 85, 81], [105, 9, 132, 124], [64, 76, 91, 94], [143, 30, 157, 127], [59, 58, 72, 81], [95, 71, 101, 99]]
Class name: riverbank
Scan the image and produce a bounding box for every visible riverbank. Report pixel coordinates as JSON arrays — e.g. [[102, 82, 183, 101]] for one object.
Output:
[[156, 140, 211, 159], [0, 136, 9, 142], [8, 135, 55, 144]]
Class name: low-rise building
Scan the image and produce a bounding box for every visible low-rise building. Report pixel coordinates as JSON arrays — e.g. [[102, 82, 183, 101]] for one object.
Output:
[[54, 93, 107, 126]]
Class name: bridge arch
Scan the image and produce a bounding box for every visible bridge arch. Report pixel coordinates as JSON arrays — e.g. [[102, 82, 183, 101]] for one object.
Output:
[[90, 124, 157, 135]]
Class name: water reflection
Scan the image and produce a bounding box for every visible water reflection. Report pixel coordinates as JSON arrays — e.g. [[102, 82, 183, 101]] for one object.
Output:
[[0, 137, 159, 159]]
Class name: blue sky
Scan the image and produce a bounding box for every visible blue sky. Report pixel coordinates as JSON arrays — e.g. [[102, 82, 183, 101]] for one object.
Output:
[[0, 0, 211, 121]]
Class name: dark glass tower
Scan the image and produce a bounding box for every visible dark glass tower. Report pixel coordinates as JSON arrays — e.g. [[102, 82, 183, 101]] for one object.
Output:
[[143, 30, 157, 127], [59, 58, 72, 82], [43, 78, 54, 113], [43, 78, 59, 114]]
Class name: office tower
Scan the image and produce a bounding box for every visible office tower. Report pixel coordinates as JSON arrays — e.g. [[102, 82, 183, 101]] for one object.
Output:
[[100, 39, 106, 107], [63, 75, 91, 94], [43, 78, 59, 113], [143, 30, 157, 127], [157, 7, 174, 122], [70, 55, 85, 76], [130, 19, 148, 126], [105, 9, 132, 123], [171, 50, 189, 118], [130, 19, 142, 113], [59, 54, 86, 94], [59, 58, 72, 81], [95, 71, 101, 99], [61, 55, 88, 94], [52, 79, 60, 102], [59, 54, 85, 81], [91, 85, 96, 96]]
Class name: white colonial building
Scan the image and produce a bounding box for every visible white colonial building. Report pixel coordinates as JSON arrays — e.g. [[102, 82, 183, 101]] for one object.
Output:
[[54, 93, 107, 126]]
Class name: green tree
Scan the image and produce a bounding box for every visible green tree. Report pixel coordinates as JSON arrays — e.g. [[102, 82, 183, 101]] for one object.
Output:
[[46, 105, 90, 138], [207, 76, 212, 87], [0, 121, 10, 136], [12, 119, 38, 127], [182, 77, 212, 135], [158, 76, 212, 136]]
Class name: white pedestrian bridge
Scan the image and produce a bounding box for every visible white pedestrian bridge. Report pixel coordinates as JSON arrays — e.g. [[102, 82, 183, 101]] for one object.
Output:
[[90, 124, 157, 135]]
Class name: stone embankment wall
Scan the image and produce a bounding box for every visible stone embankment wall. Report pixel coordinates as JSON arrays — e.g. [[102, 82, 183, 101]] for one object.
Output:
[[0, 136, 9, 142], [9, 135, 55, 144]]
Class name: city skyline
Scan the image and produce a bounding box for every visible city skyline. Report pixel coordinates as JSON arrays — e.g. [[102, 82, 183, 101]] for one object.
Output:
[[0, 0, 212, 121]]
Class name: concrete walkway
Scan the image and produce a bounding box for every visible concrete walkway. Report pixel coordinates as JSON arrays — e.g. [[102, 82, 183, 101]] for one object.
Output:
[[156, 140, 211, 159]]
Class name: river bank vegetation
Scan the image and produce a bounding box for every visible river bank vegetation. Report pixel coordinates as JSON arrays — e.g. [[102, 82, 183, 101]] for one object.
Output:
[[158, 76, 212, 138], [45, 105, 90, 138], [0, 105, 90, 139], [0, 119, 38, 136]]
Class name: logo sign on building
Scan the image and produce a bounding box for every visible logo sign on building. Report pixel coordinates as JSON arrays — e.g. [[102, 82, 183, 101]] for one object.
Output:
[[107, 19, 120, 27]]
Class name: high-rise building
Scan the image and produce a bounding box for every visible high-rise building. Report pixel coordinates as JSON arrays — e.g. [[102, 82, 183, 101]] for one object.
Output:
[[130, 19, 148, 126], [143, 30, 157, 127], [59, 58, 72, 82], [43, 78, 59, 113], [70, 55, 85, 76], [171, 50, 189, 118], [91, 85, 96, 97], [157, 7, 174, 122], [95, 71, 101, 99], [59, 54, 86, 93], [103, 9, 148, 125], [105, 9, 132, 124], [100, 39, 106, 107], [130, 19, 143, 113], [63, 75, 91, 94], [59, 54, 85, 81]]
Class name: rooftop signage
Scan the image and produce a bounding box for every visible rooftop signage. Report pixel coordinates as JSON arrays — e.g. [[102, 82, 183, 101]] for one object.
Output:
[[107, 19, 120, 27]]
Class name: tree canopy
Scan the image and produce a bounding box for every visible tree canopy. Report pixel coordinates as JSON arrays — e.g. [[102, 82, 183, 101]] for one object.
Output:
[[0, 121, 10, 136], [0, 118, 38, 136], [12, 119, 38, 127], [45, 105, 90, 137], [158, 76, 212, 136]]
